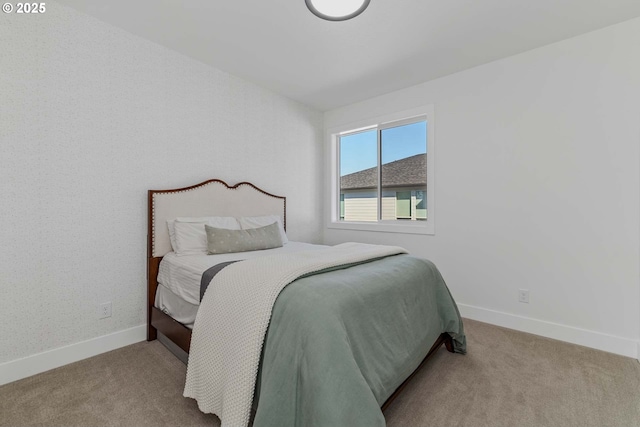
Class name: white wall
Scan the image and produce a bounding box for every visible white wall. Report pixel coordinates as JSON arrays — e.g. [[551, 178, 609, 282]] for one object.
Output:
[[0, 1, 323, 374], [324, 18, 640, 357]]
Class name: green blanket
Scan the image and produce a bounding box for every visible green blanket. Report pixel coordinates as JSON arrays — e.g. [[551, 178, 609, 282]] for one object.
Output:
[[253, 254, 465, 427]]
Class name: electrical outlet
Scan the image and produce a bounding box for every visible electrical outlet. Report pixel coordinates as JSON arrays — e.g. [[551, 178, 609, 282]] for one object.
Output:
[[518, 289, 530, 304], [99, 302, 112, 319]]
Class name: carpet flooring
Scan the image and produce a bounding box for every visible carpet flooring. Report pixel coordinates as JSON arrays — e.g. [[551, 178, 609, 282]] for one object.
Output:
[[1, 319, 639, 427]]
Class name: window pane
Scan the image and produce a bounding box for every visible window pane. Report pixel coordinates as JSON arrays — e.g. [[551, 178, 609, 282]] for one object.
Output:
[[339, 130, 378, 222], [381, 121, 427, 221]]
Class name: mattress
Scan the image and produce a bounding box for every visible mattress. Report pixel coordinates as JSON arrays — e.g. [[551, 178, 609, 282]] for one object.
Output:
[[155, 241, 327, 325]]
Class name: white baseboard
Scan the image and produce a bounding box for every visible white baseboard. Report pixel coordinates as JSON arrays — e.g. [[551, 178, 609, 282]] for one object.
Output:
[[458, 304, 639, 359], [1, 310, 637, 387], [0, 324, 146, 386]]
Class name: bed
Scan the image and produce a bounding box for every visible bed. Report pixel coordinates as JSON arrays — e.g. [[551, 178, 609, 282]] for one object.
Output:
[[147, 179, 465, 427]]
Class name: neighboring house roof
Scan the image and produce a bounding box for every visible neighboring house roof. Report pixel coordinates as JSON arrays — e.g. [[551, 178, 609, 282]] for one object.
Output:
[[340, 153, 427, 190]]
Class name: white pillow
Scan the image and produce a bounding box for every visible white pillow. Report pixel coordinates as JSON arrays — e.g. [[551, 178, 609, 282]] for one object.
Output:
[[169, 217, 240, 255], [167, 217, 213, 252], [238, 215, 288, 244]]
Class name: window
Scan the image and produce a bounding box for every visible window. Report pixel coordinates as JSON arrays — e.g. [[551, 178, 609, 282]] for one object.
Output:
[[329, 106, 435, 235]]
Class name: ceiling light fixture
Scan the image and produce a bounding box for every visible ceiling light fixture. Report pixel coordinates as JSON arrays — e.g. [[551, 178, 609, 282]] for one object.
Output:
[[305, 0, 371, 21]]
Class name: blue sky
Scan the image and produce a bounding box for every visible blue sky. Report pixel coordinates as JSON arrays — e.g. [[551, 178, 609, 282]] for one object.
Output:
[[340, 121, 427, 176]]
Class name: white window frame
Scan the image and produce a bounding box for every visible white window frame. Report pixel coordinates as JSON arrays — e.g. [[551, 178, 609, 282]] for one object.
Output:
[[327, 105, 435, 235]]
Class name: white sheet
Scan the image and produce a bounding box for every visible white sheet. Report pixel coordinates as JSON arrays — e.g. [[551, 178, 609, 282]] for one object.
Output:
[[157, 241, 326, 306], [155, 283, 199, 329]]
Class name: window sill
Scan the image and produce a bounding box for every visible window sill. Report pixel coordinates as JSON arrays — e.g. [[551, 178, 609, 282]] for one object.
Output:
[[327, 221, 434, 235]]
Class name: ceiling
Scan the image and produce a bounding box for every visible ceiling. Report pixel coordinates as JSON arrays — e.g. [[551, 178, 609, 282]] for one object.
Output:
[[57, 0, 640, 111]]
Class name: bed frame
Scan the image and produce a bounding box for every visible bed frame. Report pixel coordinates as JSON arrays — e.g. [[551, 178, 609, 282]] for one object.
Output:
[[146, 178, 453, 412], [147, 179, 287, 351]]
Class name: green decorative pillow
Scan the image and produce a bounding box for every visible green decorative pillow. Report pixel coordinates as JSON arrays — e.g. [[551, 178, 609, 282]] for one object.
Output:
[[205, 222, 283, 254]]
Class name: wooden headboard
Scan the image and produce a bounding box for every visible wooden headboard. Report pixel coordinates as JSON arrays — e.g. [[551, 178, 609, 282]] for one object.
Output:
[[147, 179, 286, 346]]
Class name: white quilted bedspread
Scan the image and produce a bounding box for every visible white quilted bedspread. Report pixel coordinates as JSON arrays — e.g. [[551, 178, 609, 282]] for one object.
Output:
[[183, 242, 407, 427]]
